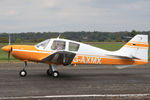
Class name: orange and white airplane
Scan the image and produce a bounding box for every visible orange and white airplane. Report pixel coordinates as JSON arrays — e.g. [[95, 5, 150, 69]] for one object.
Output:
[[1, 34, 149, 78]]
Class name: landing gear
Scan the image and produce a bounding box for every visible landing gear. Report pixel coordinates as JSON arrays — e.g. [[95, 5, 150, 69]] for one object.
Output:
[[47, 64, 60, 78], [19, 61, 27, 77], [47, 69, 52, 76], [19, 70, 27, 77], [19, 62, 60, 78], [52, 71, 59, 78]]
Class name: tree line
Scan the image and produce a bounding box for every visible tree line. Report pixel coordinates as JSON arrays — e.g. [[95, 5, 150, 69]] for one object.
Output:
[[0, 30, 150, 43]]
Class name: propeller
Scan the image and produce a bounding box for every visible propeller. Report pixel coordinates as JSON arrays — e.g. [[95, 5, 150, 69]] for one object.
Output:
[[8, 33, 12, 62], [8, 47, 13, 62]]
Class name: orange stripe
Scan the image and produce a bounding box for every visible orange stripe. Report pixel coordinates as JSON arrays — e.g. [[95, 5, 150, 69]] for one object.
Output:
[[126, 43, 148, 47], [124, 45, 148, 49], [72, 55, 147, 65], [101, 58, 147, 65]]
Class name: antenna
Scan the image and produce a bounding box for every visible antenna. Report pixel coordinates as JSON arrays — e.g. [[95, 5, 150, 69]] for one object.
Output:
[[8, 33, 11, 45], [57, 33, 63, 39]]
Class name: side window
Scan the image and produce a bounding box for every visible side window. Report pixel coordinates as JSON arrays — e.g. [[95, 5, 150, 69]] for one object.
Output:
[[69, 42, 80, 51], [51, 40, 65, 50]]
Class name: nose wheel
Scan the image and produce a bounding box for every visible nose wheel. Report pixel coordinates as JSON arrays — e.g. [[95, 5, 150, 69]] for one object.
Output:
[[19, 70, 27, 77]]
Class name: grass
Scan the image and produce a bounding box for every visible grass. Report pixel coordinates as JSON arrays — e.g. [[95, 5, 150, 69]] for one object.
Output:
[[0, 42, 149, 62], [89, 42, 125, 51]]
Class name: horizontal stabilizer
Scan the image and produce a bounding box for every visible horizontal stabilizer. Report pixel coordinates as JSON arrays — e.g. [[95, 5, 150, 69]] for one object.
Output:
[[115, 65, 136, 69], [107, 55, 141, 60]]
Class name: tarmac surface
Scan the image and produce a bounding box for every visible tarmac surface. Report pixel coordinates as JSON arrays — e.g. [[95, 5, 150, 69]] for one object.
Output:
[[0, 62, 150, 100]]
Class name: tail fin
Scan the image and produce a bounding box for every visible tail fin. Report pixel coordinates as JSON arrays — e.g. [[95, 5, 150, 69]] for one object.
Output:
[[117, 35, 148, 61]]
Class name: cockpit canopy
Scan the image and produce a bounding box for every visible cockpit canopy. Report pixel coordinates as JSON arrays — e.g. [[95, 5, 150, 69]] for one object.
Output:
[[35, 39, 80, 52]]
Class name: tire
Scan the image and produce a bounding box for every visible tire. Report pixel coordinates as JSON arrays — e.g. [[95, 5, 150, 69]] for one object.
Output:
[[19, 70, 27, 77], [52, 71, 59, 78]]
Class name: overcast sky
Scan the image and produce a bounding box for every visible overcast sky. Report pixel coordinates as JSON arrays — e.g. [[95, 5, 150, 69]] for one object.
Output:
[[0, 0, 149, 32]]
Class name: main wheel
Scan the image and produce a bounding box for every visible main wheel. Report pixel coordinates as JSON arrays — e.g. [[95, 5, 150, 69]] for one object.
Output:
[[52, 71, 59, 78], [47, 69, 52, 76], [19, 70, 27, 77]]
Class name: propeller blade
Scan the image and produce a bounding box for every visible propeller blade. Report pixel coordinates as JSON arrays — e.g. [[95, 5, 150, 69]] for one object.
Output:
[[8, 33, 11, 45], [8, 47, 13, 62], [8, 51, 10, 62]]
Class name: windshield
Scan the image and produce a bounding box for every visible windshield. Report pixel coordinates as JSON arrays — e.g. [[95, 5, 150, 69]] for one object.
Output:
[[36, 39, 50, 49]]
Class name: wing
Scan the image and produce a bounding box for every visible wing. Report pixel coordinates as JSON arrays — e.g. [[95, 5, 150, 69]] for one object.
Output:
[[41, 51, 76, 66]]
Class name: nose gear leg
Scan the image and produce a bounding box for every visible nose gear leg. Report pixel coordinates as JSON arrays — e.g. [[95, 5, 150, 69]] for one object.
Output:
[[19, 61, 27, 77]]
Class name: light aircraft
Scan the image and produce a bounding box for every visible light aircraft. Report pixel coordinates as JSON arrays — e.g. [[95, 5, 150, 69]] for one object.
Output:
[[1, 35, 149, 78]]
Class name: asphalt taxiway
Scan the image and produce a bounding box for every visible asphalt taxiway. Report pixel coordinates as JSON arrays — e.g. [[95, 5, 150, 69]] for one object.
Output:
[[0, 62, 150, 99]]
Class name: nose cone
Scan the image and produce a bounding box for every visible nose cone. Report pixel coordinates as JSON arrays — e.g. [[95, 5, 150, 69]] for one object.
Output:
[[1, 45, 11, 52]]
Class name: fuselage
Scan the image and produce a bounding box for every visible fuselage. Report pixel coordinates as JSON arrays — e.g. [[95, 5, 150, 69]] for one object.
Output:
[[1, 38, 147, 65]]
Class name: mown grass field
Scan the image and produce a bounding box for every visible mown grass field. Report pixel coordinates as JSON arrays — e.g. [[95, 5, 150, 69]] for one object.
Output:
[[0, 42, 149, 62]]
